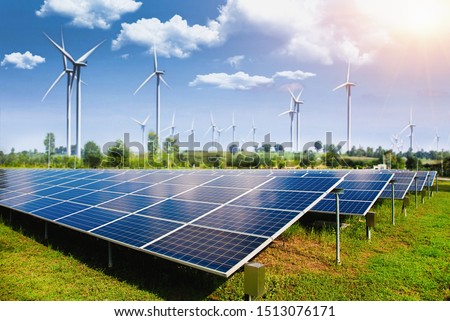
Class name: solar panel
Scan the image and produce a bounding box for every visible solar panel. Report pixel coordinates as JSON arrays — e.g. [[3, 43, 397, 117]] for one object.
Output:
[[427, 171, 437, 187], [409, 171, 429, 192], [379, 171, 416, 199], [0, 168, 344, 277], [312, 170, 394, 216]]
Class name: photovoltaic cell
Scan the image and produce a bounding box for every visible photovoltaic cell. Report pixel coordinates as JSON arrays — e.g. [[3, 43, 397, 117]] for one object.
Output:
[[173, 186, 248, 204], [144, 225, 269, 276], [32, 201, 91, 220], [379, 171, 416, 199], [56, 207, 127, 231], [70, 191, 124, 206], [92, 215, 182, 248], [99, 194, 162, 213], [14, 198, 62, 213], [133, 183, 193, 198]]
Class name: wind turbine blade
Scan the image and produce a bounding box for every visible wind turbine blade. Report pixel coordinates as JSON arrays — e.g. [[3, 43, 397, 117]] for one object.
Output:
[[44, 32, 76, 64], [77, 40, 105, 63], [210, 113, 215, 126], [171, 112, 176, 126], [60, 28, 67, 70], [333, 83, 347, 91], [346, 61, 351, 82], [42, 70, 66, 102], [143, 114, 150, 125], [134, 72, 156, 95], [153, 47, 158, 71], [296, 88, 304, 101], [288, 88, 296, 101], [278, 110, 291, 117], [399, 124, 410, 135], [131, 117, 143, 126], [160, 75, 170, 89]]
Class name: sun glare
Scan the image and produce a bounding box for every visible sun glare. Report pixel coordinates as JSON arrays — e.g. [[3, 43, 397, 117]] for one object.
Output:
[[357, 0, 449, 37]]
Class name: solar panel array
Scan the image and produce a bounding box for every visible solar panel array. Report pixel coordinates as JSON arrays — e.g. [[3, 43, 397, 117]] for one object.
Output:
[[426, 171, 437, 187], [311, 171, 394, 216], [409, 171, 429, 192], [0, 169, 343, 277], [379, 170, 417, 200]]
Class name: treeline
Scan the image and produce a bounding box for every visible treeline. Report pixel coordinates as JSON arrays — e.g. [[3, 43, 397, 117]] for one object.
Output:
[[1, 133, 450, 176]]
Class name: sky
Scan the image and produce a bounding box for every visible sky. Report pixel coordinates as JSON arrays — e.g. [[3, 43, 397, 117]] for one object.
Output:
[[1, 0, 450, 154]]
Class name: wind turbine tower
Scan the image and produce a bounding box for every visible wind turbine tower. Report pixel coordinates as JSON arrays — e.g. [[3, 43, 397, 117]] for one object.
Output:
[[42, 29, 73, 156], [278, 98, 296, 151], [44, 33, 104, 159], [289, 88, 304, 152], [134, 48, 169, 149], [334, 62, 356, 152], [399, 109, 416, 151], [131, 114, 150, 149], [226, 112, 238, 143]]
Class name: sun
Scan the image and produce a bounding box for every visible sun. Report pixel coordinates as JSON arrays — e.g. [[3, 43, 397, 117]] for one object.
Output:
[[357, 0, 449, 36]]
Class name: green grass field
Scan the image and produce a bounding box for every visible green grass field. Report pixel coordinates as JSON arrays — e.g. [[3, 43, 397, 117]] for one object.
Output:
[[1, 181, 449, 301]]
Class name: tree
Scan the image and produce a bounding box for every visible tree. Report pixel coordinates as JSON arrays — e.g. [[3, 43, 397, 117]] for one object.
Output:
[[105, 139, 129, 168], [43, 133, 55, 154], [83, 141, 103, 168], [314, 141, 322, 153], [147, 131, 160, 166]]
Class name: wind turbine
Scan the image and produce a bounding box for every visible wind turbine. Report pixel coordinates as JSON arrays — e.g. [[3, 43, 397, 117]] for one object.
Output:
[[248, 117, 257, 148], [42, 29, 73, 157], [289, 88, 304, 152], [333, 61, 356, 152], [399, 108, 416, 151], [225, 112, 238, 143], [431, 129, 440, 151], [131, 114, 150, 149], [44, 33, 105, 159], [278, 98, 296, 151], [134, 47, 169, 149], [163, 112, 176, 138], [205, 113, 217, 146], [185, 118, 195, 137]]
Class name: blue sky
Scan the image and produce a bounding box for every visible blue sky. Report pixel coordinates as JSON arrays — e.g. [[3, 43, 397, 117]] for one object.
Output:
[[1, 0, 450, 153]]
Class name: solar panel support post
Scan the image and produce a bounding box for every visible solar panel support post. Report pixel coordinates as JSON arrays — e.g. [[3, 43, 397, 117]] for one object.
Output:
[[436, 174, 439, 193], [427, 175, 431, 199], [108, 242, 113, 268], [365, 212, 375, 240], [331, 188, 344, 265], [414, 177, 418, 209], [244, 262, 265, 301], [390, 180, 396, 226]]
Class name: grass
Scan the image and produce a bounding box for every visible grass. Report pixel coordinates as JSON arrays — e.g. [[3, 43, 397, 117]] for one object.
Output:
[[1, 182, 449, 301]]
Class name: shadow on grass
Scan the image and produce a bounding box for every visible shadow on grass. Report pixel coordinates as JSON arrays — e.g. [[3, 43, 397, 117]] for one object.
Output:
[[0, 209, 226, 301]]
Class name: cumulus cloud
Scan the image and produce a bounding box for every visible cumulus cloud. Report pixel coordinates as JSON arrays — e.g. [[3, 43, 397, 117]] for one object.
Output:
[[226, 55, 245, 68], [36, 0, 142, 29], [1, 51, 45, 70], [273, 70, 316, 80], [112, 15, 222, 58], [189, 72, 273, 90]]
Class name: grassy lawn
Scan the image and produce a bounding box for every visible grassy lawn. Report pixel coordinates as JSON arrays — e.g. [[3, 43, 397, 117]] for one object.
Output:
[[1, 181, 449, 301]]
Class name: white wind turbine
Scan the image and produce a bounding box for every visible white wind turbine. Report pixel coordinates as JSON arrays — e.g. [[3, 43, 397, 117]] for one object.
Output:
[[42, 29, 73, 157], [399, 108, 416, 151], [333, 62, 356, 152], [225, 112, 238, 143], [278, 98, 296, 151], [248, 117, 257, 147], [131, 114, 150, 149], [289, 88, 304, 152], [134, 48, 169, 148], [216, 127, 224, 145], [163, 112, 176, 138], [430, 129, 440, 151], [44, 33, 105, 159], [205, 113, 217, 146], [185, 118, 195, 137]]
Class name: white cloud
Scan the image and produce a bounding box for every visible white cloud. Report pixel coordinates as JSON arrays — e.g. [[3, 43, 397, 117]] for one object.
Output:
[[120, 53, 130, 60], [112, 15, 222, 58], [36, 0, 142, 29], [189, 72, 273, 90], [1, 51, 45, 70], [226, 55, 245, 68], [273, 70, 316, 80]]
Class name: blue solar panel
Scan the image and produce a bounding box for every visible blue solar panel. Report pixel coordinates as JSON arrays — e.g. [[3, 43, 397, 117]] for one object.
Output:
[[92, 215, 182, 247], [203, 175, 271, 189], [104, 181, 149, 193], [56, 207, 127, 231], [379, 171, 416, 199], [80, 180, 121, 190], [99, 194, 162, 213], [259, 176, 342, 192], [174, 186, 248, 204], [14, 198, 62, 213], [427, 171, 437, 187], [133, 183, 193, 198], [144, 225, 270, 276], [31, 186, 70, 197], [409, 171, 429, 192], [136, 199, 218, 223], [32, 201, 91, 220], [0, 194, 40, 207], [312, 170, 393, 216], [50, 188, 95, 201], [193, 205, 300, 237], [70, 191, 124, 206], [230, 190, 328, 212]]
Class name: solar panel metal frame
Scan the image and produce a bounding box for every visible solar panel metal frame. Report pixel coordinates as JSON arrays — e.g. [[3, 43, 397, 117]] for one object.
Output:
[[379, 170, 417, 200], [0, 168, 345, 277]]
